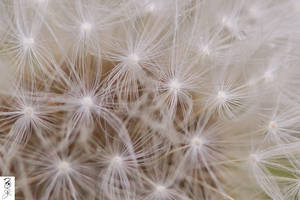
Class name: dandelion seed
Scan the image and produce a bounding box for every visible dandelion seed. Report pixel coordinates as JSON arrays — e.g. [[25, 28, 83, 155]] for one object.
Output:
[[22, 106, 35, 119], [155, 184, 167, 192], [217, 90, 227, 103], [200, 45, 210, 56], [96, 138, 139, 200], [81, 22, 92, 32], [168, 79, 181, 92], [268, 121, 276, 131], [127, 53, 140, 64], [22, 37, 35, 48], [249, 153, 260, 163], [23, 145, 96, 200], [263, 71, 274, 82], [111, 155, 123, 166], [191, 137, 204, 149], [146, 3, 156, 13], [81, 96, 93, 109], [57, 160, 71, 174], [221, 16, 234, 29]]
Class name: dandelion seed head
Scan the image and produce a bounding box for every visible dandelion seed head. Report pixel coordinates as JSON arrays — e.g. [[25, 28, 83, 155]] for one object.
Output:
[[0, 1, 297, 199]]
